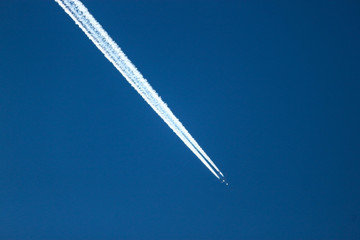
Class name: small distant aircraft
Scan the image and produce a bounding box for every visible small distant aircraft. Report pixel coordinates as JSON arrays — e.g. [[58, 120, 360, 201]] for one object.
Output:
[[221, 179, 229, 186]]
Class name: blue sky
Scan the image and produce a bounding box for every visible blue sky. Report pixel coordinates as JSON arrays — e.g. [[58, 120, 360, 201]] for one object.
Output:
[[1, 0, 360, 239]]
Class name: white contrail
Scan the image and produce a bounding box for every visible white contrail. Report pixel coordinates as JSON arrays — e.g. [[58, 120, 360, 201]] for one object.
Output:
[[54, 0, 226, 183]]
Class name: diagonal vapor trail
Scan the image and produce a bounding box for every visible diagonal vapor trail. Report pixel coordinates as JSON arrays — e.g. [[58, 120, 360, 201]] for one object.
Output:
[[54, 0, 226, 184]]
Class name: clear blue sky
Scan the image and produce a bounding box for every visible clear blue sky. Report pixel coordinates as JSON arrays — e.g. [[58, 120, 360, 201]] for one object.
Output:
[[1, 0, 359, 239]]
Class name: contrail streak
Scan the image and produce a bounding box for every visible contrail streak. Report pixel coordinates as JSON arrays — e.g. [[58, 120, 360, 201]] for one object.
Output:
[[54, 0, 226, 184]]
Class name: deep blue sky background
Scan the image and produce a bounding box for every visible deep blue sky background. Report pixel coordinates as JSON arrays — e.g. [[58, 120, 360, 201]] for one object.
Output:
[[1, 0, 360, 239]]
